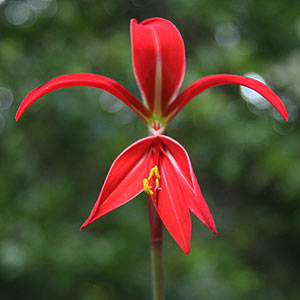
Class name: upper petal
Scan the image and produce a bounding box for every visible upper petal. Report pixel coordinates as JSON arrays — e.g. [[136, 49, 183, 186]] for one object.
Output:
[[16, 73, 150, 122], [165, 74, 288, 122], [131, 18, 185, 114], [81, 136, 155, 229]]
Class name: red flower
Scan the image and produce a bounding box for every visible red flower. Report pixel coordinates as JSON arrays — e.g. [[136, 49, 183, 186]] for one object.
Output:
[[16, 18, 288, 254]]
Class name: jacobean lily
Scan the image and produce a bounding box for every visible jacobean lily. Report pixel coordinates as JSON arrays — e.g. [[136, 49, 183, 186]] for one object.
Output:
[[16, 18, 288, 254]]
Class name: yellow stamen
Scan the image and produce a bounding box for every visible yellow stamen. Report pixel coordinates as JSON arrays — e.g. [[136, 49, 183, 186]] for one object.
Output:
[[143, 165, 161, 195], [143, 179, 153, 195]]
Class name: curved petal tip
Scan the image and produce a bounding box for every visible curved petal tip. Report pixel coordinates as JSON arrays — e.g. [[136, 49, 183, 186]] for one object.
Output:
[[15, 73, 151, 123], [80, 222, 89, 231], [183, 248, 190, 255], [15, 107, 23, 122], [282, 110, 288, 122], [167, 74, 289, 123]]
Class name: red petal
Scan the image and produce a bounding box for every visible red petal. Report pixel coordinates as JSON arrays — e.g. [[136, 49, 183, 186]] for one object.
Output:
[[190, 171, 218, 235], [131, 18, 185, 114], [15, 73, 150, 122], [156, 148, 191, 254], [165, 74, 288, 122], [81, 136, 155, 229], [160, 135, 193, 185], [160, 135, 217, 235]]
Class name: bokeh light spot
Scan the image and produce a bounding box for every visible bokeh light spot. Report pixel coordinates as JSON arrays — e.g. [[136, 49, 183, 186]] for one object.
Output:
[[27, 0, 51, 12], [215, 22, 241, 47], [0, 241, 27, 272], [5, 1, 31, 25], [115, 107, 134, 124], [0, 87, 13, 110], [240, 72, 271, 109], [99, 91, 124, 113]]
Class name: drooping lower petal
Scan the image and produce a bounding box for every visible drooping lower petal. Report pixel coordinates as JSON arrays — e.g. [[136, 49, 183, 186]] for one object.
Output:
[[160, 135, 217, 235], [131, 18, 185, 114], [81, 136, 155, 229], [15, 73, 150, 122], [189, 171, 218, 235], [156, 150, 191, 254], [165, 74, 288, 122]]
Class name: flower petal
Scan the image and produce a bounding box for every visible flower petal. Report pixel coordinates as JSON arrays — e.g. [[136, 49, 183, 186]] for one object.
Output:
[[16, 73, 150, 122], [156, 147, 191, 254], [131, 18, 185, 114], [81, 136, 155, 229], [190, 171, 218, 235], [165, 74, 288, 122], [160, 135, 217, 235]]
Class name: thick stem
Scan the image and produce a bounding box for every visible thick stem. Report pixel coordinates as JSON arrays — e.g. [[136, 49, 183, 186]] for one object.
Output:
[[147, 196, 164, 300]]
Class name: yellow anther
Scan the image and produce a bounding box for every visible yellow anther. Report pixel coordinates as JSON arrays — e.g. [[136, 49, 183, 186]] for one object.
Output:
[[143, 165, 161, 195], [154, 166, 160, 180], [148, 168, 155, 181], [143, 179, 153, 195]]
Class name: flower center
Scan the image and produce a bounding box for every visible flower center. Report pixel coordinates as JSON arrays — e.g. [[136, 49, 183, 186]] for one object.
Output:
[[143, 165, 161, 195], [147, 117, 167, 135]]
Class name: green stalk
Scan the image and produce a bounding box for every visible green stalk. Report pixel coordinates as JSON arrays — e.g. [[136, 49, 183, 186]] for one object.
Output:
[[147, 197, 165, 300]]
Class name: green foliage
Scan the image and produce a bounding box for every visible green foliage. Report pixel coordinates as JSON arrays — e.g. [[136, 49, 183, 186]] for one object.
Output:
[[0, 0, 299, 299]]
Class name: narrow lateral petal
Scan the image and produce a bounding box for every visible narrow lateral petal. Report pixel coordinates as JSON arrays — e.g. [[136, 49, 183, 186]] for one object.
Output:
[[81, 136, 155, 229], [190, 171, 218, 235], [165, 74, 288, 122], [16, 73, 150, 122], [131, 18, 185, 113], [160, 135, 217, 235], [155, 146, 191, 254]]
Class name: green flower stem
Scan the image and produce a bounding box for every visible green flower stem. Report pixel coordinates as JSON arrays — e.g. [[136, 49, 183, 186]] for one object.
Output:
[[147, 196, 165, 300]]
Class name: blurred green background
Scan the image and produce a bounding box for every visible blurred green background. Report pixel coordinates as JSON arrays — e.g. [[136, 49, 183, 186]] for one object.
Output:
[[1, 0, 300, 299]]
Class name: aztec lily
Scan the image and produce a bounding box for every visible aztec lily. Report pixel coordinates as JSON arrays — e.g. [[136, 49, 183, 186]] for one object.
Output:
[[16, 18, 288, 254]]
